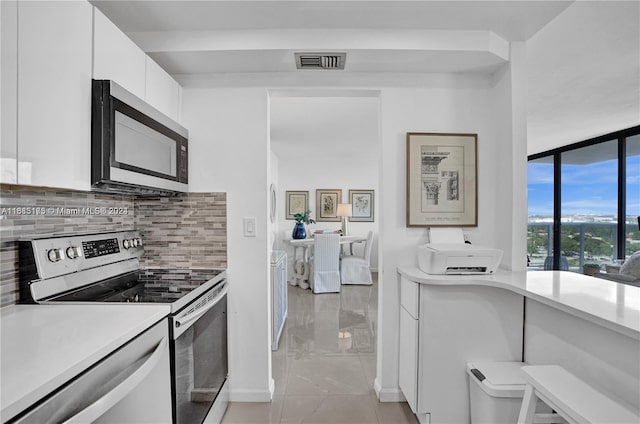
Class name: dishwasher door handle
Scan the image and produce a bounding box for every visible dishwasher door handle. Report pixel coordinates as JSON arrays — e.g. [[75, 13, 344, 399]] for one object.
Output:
[[61, 336, 168, 424]]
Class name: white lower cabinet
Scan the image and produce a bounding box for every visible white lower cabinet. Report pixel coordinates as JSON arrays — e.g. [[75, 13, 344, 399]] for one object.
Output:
[[399, 303, 419, 412], [398, 276, 524, 424]]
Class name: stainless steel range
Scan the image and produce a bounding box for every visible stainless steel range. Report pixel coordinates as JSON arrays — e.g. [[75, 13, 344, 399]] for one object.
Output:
[[19, 230, 228, 424]]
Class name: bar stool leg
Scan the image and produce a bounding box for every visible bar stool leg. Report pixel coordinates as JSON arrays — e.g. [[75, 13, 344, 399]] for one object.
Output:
[[518, 384, 538, 424]]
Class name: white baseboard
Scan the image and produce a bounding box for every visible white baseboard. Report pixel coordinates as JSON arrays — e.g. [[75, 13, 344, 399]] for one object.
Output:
[[374, 378, 406, 402], [228, 388, 273, 402]]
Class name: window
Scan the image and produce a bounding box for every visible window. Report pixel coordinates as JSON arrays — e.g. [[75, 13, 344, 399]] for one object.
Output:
[[528, 126, 640, 272], [627, 134, 640, 257], [561, 140, 618, 271], [527, 157, 555, 270]]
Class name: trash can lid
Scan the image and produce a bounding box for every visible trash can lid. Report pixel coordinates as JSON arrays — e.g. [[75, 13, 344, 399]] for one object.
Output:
[[466, 362, 527, 398]]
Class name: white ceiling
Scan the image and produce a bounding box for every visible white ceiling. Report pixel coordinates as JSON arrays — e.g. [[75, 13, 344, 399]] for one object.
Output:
[[91, 1, 573, 82], [90, 1, 637, 153], [89, 0, 574, 156]]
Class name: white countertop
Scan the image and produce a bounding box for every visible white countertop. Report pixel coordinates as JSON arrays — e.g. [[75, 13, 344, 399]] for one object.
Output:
[[1, 304, 170, 422], [397, 267, 640, 340]]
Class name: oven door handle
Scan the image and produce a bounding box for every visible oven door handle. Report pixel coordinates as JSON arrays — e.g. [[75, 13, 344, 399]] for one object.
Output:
[[61, 335, 168, 424], [175, 281, 228, 330]]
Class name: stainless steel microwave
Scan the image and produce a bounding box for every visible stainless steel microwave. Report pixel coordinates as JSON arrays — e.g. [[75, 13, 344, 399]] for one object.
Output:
[[91, 79, 188, 195]]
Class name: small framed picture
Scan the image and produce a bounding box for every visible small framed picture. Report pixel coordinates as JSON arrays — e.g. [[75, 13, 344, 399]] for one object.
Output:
[[316, 189, 342, 222], [285, 191, 309, 220], [349, 190, 374, 222], [406, 132, 477, 227]]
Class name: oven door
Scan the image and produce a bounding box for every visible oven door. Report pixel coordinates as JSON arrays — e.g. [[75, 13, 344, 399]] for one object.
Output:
[[171, 280, 228, 424]]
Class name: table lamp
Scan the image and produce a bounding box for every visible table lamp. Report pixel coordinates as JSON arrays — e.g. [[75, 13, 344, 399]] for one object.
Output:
[[336, 203, 352, 236]]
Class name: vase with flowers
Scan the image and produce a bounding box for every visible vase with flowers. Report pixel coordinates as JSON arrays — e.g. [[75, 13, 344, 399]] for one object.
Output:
[[292, 210, 315, 239]]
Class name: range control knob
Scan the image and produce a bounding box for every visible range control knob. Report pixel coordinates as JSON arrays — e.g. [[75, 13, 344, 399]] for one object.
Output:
[[133, 238, 142, 248], [122, 239, 132, 250], [47, 248, 64, 263], [66, 246, 82, 259]]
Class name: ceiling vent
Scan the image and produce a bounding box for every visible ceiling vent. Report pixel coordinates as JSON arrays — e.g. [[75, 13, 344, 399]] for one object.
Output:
[[295, 53, 346, 70]]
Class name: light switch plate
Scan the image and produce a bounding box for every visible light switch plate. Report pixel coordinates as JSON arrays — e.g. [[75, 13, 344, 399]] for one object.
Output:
[[243, 217, 257, 237]]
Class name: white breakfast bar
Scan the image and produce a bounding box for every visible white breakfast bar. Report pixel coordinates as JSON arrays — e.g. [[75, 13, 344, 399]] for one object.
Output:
[[397, 267, 640, 424]]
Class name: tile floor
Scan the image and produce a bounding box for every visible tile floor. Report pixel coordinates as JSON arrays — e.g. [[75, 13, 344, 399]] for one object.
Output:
[[221, 274, 419, 424]]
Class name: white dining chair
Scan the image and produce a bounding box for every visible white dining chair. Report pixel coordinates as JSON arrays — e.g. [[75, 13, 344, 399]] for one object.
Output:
[[310, 233, 341, 293], [340, 231, 374, 285]]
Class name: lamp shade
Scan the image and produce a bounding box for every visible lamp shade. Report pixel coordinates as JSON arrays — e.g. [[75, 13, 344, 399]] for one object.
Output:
[[336, 203, 352, 217]]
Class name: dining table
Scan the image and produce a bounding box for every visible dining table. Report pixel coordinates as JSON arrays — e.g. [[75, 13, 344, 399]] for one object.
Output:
[[286, 234, 367, 287]]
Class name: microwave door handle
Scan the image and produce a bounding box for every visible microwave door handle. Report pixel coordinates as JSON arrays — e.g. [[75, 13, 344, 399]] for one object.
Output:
[[175, 283, 228, 330], [61, 336, 168, 424]]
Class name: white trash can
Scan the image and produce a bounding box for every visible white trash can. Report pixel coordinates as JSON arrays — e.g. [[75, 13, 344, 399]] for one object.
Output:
[[466, 361, 528, 424]]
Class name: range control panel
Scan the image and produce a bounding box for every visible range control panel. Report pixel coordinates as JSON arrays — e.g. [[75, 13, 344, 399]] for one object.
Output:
[[26, 231, 144, 280], [82, 238, 120, 259]]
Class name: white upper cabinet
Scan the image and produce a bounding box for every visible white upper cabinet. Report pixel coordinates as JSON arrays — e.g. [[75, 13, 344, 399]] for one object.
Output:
[[145, 57, 182, 123], [8, 1, 183, 192], [1, 1, 18, 184], [17, 1, 93, 190], [92, 7, 146, 100]]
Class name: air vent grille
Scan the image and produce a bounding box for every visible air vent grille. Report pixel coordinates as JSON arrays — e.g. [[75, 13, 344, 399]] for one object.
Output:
[[295, 53, 346, 70]]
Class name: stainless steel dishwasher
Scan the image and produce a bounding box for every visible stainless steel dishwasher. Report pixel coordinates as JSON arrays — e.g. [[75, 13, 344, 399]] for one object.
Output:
[[10, 320, 172, 423]]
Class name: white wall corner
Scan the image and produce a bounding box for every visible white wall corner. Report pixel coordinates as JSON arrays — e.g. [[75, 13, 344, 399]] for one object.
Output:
[[509, 42, 528, 272]]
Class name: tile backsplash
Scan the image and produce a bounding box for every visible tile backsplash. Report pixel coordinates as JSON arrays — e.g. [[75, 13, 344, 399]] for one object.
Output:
[[0, 186, 227, 307], [135, 193, 227, 269]]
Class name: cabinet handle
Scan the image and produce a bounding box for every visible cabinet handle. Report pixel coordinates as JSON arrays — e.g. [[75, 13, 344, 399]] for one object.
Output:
[[61, 336, 168, 424]]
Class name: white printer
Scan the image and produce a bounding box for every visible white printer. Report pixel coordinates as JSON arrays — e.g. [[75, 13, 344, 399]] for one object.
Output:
[[417, 243, 503, 275]]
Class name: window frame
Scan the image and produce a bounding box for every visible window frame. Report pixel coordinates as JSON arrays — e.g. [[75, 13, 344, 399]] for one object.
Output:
[[528, 125, 640, 268]]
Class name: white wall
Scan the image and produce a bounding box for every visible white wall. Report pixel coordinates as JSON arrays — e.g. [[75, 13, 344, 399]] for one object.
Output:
[[492, 43, 528, 272], [182, 72, 526, 402], [526, 1, 640, 154], [182, 88, 273, 401], [376, 76, 514, 400]]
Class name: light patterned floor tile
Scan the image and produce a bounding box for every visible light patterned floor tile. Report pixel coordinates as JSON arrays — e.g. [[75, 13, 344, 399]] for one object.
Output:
[[281, 395, 380, 424]]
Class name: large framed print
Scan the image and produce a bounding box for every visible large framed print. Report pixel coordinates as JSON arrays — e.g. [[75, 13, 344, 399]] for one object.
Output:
[[285, 191, 309, 220], [406, 132, 477, 227], [316, 189, 342, 222], [348, 189, 374, 222]]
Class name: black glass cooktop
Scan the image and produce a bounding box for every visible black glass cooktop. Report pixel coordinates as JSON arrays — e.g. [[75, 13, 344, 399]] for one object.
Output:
[[49, 269, 224, 303]]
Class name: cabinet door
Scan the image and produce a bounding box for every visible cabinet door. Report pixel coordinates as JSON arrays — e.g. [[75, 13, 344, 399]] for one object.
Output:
[[17, 1, 93, 190], [417, 284, 523, 421], [145, 57, 182, 122], [1, 0, 17, 183], [398, 305, 419, 413], [93, 7, 146, 100]]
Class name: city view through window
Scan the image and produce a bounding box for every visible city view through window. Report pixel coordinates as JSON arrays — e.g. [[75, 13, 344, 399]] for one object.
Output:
[[527, 135, 640, 272]]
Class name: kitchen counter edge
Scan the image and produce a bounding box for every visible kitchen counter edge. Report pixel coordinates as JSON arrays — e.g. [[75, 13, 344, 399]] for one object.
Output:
[[397, 267, 640, 340]]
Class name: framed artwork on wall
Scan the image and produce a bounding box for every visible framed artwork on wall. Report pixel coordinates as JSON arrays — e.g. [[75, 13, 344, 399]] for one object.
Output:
[[348, 189, 374, 222], [285, 191, 309, 220], [406, 132, 477, 227], [315, 189, 342, 222]]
